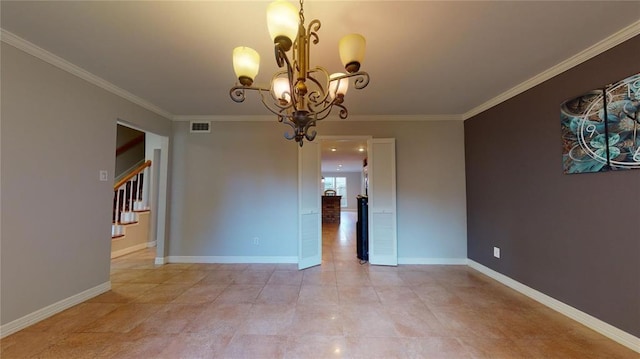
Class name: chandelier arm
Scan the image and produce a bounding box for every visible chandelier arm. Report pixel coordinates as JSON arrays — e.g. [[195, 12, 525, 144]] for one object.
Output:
[[324, 71, 370, 90], [306, 92, 326, 113], [307, 19, 321, 47], [274, 43, 287, 69], [231, 84, 276, 103], [281, 118, 298, 140], [311, 96, 335, 120], [306, 74, 327, 103], [229, 87, 247, 103], [276, 109, 294, 123], [312, 100, 345, 121], [307, 96, 340, 117], [305, 68, 331, 110], [351, 71, 370, 90], [231, 85, 297, 118], [333, 103, 349, 119], [304, 120, 318, 142], [307, 96, 336, 117], [274, 43, 300, 112], [258, 91, 295, 118]]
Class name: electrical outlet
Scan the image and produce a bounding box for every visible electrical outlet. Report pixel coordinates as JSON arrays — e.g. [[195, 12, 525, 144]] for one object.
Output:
[[99, 170, 108, 182], [252, 237, 260, 245], [493, 247, 501, 258]]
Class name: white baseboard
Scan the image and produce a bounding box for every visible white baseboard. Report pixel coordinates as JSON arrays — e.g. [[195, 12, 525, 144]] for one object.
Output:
[[110, 242, 148, 259], [468, 260, 640, 353], [167, 256, 298, 264], [0, 281, 111, 339], [399, 257, 468, 265], [146, 240, 157, 248], [155, 257, 166, 265]]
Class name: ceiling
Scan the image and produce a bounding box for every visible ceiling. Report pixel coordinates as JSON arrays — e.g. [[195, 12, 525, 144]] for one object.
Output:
[[2, 1, 639, 119], [321, 139, 367, 172], [1, 1, 638, 170]]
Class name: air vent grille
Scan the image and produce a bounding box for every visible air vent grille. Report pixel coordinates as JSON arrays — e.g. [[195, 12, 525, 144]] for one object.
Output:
[[190, 121, 211, 133]]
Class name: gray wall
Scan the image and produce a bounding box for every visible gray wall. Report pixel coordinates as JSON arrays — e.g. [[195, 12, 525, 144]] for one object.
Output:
[[169, 121, 298, 257], [0, 42, 172, 325], [464, 36, 640, 336], [321, 171, 363, 211], [169, 119, 467, 262]]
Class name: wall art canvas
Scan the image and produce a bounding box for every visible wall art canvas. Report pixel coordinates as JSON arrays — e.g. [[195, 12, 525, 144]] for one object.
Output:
[[561, 73, 640, 174]]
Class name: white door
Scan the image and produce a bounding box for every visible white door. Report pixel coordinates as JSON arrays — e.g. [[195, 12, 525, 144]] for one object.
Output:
[[298, 141, 322, 270], [367, 138, 397, 266]]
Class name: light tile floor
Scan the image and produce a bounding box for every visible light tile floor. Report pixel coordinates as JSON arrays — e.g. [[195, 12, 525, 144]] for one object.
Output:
[[1, 212, 637, 358]]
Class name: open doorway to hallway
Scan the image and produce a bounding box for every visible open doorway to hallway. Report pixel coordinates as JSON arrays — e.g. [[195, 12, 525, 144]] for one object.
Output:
[[320, 138, 368, 266], [111, 124, 153, 259], [110, 122, 169, 271]]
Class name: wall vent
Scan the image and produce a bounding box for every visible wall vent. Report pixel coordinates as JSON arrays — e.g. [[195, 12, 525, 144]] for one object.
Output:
[[190, 121, 211, 133]]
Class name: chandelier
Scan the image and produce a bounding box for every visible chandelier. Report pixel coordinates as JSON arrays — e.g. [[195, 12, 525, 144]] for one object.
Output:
[[229, 0, 370, 146]]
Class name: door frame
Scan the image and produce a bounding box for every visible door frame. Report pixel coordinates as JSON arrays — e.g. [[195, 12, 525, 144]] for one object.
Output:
[[297, 135, 398, 267], [304, 135, 374, 265], [115, 120, 170, 265]]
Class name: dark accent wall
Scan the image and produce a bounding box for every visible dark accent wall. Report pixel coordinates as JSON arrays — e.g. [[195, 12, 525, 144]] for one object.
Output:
[[465, 36, 640, 336]]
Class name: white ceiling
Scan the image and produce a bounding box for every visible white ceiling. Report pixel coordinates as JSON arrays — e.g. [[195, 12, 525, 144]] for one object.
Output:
[[1, 1, 639, 170], [2, 1, 639, 118], [321, 139, 367, 172]]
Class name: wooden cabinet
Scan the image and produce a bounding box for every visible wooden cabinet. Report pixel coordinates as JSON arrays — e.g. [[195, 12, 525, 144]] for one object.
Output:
[[322, 196, 341, 223]]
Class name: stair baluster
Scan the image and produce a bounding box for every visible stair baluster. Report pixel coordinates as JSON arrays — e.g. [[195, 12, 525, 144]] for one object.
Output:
[[112, 160, 152, 239]]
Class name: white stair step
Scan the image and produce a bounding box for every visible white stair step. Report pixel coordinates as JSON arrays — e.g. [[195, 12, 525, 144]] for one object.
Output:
[[120, 211, 138, 223], [111, 224, 125, 237]]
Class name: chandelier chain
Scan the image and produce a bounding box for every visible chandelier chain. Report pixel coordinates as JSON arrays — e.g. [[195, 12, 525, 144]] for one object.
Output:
[[299, 0, 304, 24]]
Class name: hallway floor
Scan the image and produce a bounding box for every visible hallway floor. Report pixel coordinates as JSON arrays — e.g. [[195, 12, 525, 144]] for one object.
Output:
[[1, 212, 636, 358]]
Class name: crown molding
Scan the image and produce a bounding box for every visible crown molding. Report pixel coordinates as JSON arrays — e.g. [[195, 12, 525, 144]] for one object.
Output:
[[463, 19, 640, 121], [5, 16, 637, 124], [172, 114, 463, 122], [326, 114, 464, 122], [0, 29, 173, 120], [172, 115, 275, 122]]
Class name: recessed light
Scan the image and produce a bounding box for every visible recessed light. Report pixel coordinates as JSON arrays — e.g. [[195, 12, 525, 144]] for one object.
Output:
[[358, 148, 365, 152], [331, 148, 337, 152], [338, 164, 342, 167]]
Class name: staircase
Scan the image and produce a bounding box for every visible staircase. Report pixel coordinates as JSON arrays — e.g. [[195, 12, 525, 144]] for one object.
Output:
[[111, 160, 152, 258]]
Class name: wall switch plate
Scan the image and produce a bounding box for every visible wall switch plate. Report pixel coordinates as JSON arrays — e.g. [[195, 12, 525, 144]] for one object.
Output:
[[252, 237, 260, 245], [99, 170, 108, 181], [493, 247, 501, 258]]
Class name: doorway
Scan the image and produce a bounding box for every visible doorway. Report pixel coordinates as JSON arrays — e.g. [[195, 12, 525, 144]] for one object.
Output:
[[320, 138, 369, 266], [111, 121, 169, 270], [298, 136, 398, 269], [111, 124, 149, 259]]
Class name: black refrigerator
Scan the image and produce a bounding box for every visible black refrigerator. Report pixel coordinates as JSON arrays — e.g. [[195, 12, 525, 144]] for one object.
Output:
[[356, 195, 368, 261]]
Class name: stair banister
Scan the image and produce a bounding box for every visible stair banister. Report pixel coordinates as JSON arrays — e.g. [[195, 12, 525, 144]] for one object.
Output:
[[114, 160, 151, 190], [112, 160, 152, 238]]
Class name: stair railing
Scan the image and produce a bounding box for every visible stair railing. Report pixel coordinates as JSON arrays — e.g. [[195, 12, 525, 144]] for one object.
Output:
[[112, 160, 152, 238]]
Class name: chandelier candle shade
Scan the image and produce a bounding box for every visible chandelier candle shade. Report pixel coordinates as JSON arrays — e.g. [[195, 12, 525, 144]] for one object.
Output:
[[230, 0, 370, 146]]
